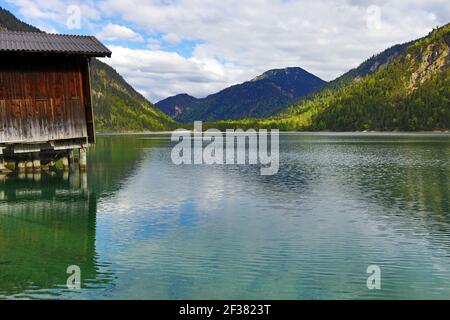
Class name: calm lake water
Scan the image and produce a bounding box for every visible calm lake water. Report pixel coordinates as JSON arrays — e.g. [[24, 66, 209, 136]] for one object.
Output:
[[1, 133, 449, 300]]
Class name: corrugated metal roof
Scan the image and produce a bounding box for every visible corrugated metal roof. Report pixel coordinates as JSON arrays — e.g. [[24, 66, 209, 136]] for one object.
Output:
[[0, 31, 112, 57]]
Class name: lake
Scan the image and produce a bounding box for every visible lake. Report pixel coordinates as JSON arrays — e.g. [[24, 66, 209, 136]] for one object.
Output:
[[1, 133, 449, 300]]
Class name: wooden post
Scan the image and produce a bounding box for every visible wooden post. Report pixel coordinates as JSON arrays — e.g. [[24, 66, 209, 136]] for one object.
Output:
[[33, 160, 41, 172], [81, 171, 88, 194], [26, 159, 33, 173], [68, 150, 74, 169], [0, 156, 11, 173], [17, 161, 26, 173], [83, 58, 96, 144], [61, 156, 70, 171], [79, 148, 87, 171], [33, 153, 41, 172], [62, 171, 69, 181]]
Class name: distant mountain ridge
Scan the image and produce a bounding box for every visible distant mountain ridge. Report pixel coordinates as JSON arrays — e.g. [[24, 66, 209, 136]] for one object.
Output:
[[156, 67, 326, 123], [155, 93, 200, 120], [0, 7, 175, 132]]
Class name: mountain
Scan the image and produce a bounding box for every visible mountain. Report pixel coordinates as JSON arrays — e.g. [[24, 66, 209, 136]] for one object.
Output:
[[89, 60, 175, 131], [327, 41, 415, 89], [155, 93, 200, 120], [0, 7, 175, 132], [209, 24, 450, 132], [0, 7, 40, 32], [156, 67, 326, 123]]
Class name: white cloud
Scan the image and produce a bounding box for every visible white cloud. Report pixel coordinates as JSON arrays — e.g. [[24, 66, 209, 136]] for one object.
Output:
[[8, 0, 63, 21], [162, 33, 182, 45], [97, 23, 144, 42], [7, 0, 102, 29], [96, 0, 450, 101], [6, 0, 450, 102], [147, 38, 161, 50], [34, 24, 60, 34], [100, 45, 244, 102]]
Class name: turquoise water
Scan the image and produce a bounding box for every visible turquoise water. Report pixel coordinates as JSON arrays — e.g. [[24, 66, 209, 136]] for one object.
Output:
[[1, 133, 450, 299]]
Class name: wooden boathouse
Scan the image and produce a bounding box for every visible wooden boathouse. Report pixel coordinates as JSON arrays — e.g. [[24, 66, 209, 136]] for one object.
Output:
[[0, 31, 111, 173]]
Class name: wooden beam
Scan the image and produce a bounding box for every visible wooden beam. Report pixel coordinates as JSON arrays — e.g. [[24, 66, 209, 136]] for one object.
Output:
[[83, 57, 96, 144]]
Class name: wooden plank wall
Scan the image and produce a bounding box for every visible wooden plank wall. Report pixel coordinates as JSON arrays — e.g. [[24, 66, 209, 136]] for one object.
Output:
[[0, 55, 88, 144]]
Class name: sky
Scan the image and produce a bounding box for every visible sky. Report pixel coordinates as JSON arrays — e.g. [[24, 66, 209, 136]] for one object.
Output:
[[2, 0, 450, 102]]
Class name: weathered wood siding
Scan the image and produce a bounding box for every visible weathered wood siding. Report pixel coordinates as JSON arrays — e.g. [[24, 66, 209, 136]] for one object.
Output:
[[0, 55, 89, 144]]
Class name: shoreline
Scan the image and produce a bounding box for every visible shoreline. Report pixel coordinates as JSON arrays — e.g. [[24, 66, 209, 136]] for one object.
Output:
[[96, 130, 450, 136]]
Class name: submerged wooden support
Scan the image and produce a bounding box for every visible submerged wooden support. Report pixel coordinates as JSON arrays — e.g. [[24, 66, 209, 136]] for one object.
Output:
[[79, 148, 87, 171], [61, 156, 70, 171], [17, 161, 26, 173], [26, 160, 34, 173], [81, 172, 88, 194], [0, 143, 89, 175], [32, 153, 41, 172], [0, 156, 11, 174]]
